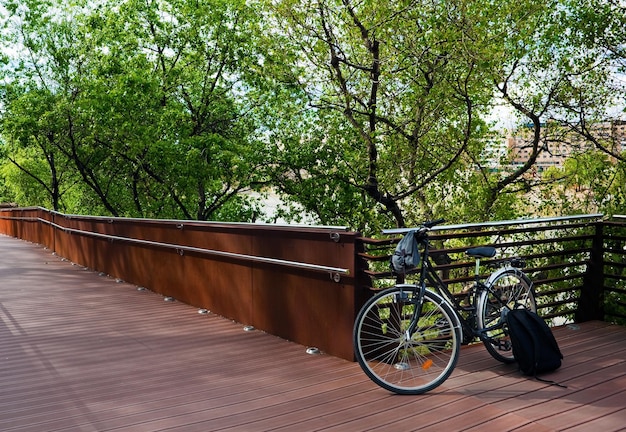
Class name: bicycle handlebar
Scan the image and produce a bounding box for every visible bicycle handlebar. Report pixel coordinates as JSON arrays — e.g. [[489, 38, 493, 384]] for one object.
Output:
[[423, 218, 446, 229], [381, 218, 446, 235]]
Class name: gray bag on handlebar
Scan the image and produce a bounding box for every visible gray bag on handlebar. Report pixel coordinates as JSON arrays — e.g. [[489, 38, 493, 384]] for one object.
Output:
[[390, 230, 420, 274]]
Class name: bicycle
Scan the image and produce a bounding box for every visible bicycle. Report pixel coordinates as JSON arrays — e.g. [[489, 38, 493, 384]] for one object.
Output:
[[353, 219, 536, 394]]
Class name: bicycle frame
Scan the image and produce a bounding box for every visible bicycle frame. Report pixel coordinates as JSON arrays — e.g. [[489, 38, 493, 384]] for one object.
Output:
[[406, 231, 505, 345]]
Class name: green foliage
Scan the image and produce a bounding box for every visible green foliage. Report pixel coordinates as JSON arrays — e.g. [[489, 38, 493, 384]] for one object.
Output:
[[540, 151, 626, 216], [0, 0, 280, 221], [0, 0, 624, 234], [267, 0, 626, 232], [269, 0, 504, 229]]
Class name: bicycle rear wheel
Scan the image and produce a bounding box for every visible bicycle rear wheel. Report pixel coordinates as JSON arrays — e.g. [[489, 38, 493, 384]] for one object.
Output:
[[353, 286, 461, 395], [477, 268, 536, 363]]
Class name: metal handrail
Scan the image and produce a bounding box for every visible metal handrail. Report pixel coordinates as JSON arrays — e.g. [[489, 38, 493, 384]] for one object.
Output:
[[35, 217, 350, 279], [46, 209, 350, 232], [382, 214, 605, 235], [0, 206, 351, 231]]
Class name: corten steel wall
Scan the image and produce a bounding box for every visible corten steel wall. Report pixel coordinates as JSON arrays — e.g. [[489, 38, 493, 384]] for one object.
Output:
[[0, 207, 54, 246], [0, 207, 363, 360]]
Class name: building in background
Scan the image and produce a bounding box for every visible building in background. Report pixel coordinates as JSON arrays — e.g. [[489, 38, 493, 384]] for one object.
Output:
[[501, 120, 626, 170]]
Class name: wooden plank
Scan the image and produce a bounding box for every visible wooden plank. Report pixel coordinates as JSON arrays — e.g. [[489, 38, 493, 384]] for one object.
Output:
[[2, 235, 626, 432]]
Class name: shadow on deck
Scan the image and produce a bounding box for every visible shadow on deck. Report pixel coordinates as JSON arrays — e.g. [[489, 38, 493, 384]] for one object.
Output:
[[1, 235, 625, 432]]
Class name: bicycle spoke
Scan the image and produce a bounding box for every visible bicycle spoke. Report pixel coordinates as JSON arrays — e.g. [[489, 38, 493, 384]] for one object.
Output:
[[354, 287, 460, 395]]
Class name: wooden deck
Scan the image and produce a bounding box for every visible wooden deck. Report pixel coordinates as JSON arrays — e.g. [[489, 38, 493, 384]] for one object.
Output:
[[1, 234, 625, 431]]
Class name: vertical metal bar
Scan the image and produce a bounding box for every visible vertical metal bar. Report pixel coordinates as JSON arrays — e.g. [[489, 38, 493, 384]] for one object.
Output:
[[577, 220, 605, 322]]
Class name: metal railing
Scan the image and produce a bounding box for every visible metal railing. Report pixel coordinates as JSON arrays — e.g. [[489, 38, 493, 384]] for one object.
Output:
[[382, 214, 604, 234], [360, 214, 618, 325], [2, 207, 625, 360], [0, 207, 351, 279], [40, 216, 350, 280]]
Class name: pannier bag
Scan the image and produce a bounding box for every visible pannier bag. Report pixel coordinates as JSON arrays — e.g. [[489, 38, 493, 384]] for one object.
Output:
[[390, 230, 420, 274]]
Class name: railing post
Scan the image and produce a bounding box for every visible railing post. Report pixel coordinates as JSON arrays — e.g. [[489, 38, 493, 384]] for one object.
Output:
[[576, 220, 605, 322]]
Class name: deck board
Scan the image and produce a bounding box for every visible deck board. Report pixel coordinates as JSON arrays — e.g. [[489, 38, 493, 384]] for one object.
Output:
[[1, 234, 626, 431]]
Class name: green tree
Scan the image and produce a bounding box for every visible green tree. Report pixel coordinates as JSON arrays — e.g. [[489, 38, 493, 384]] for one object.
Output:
[[541, 151, 626, 215], [268, 0, 626, 232], [492, 0, 626, 213], [1, 0, 625, 231], [0, 0, 280, 220], [97, 0, 274, 220], [270, 0, 498, 230], [0, 87, 76, 210]]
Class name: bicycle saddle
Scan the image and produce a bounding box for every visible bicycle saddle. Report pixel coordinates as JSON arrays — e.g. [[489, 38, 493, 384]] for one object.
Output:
[[465, 246, 496, 258]]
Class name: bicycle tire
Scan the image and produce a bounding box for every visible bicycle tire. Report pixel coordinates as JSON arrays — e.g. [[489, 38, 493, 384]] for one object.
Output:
[[477, 267, 536, 363], [353, 286, 461, 395]]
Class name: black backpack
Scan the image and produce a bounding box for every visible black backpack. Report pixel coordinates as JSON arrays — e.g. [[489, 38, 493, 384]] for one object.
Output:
[[506, 308, 565, 386]]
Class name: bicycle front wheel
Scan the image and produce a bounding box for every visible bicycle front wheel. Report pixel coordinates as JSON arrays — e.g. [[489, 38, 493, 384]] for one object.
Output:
[[353, 286, 461, 395], [477, 268, 536, 363]]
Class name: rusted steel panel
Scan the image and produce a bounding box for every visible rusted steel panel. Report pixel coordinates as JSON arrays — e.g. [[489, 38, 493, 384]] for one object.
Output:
[[251, 266, 357, 360], [0, 207, 49, 245], [0, 209, 361, 360], [248, 229, 360, 359]]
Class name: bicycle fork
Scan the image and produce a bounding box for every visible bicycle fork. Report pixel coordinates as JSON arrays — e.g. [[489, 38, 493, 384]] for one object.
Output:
[[393, 282, 427, 339]]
